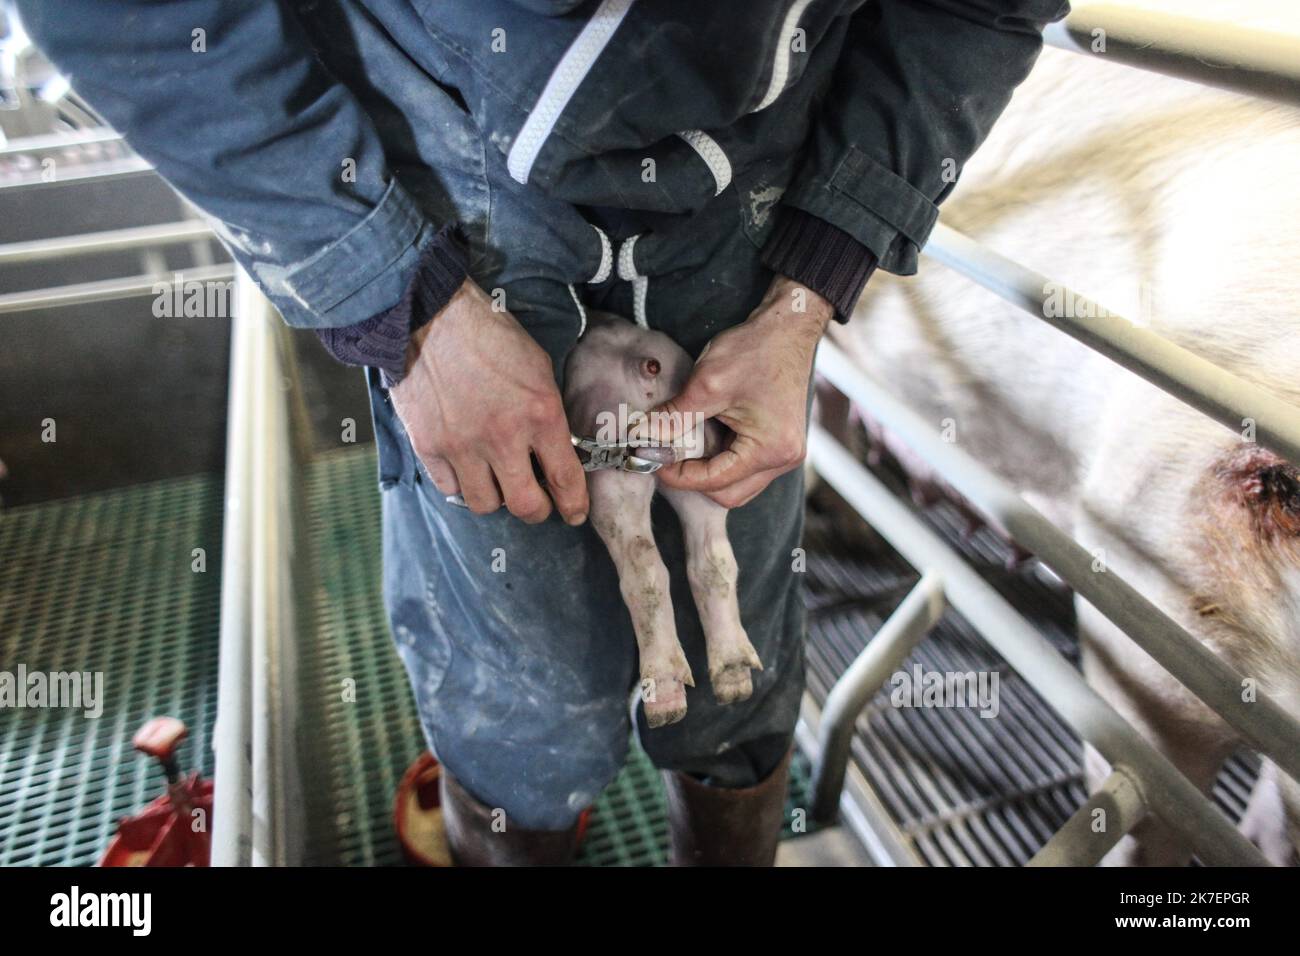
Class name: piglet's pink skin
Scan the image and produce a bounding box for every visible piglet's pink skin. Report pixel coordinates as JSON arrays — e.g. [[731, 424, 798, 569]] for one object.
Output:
[[563, 313, 761, 727]]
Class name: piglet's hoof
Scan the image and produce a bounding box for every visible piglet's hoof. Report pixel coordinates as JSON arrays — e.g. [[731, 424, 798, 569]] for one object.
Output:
[[642, 679, 688, 728], [709, 640, 763, 705], [641, 650, 694, 728]]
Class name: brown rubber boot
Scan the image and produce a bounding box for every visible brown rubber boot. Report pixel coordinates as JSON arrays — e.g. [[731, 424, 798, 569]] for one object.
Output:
[[662, 747, 793, 866], [439, 770, 581, 866]]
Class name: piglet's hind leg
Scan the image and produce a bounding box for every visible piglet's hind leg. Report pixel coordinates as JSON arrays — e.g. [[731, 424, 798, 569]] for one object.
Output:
[[589, 470, 694, 727], [663, 488, 761, 704]]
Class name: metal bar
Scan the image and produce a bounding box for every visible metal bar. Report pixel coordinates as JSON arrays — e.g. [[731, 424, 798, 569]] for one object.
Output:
[[817, 340, 1300, 786], [924, 221, 1300, 476], [1028, 767, 1147, 867], [0, 264, 235, 314], [811, 571, 946, 823], [243, 275, 305, 867], [211, 278, 259, 867], [0, 221, 213, 264], [1044, 6, 1300, 107], [212, 274, 305, 866], [807, 424, 1268, 866], [0, 127, 123, 156], [804, 631, 937, 859], [796, 701, 924, 867]]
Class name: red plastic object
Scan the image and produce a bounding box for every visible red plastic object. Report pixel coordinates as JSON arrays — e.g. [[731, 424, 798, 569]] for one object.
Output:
[[100, 717, 214, 867], [394, 752, 452, 867], [131, 716, 188, 759], [393, 751, 592, 866]]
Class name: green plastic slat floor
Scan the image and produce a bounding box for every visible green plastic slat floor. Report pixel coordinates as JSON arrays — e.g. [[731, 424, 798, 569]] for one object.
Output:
[[0, 446, 810, 867], [0, 477, 223, 866]]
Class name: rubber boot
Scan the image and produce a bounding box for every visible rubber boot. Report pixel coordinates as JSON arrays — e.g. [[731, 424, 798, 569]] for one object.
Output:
[[662, 747, 793, 866], [439, 770, 581, 866]]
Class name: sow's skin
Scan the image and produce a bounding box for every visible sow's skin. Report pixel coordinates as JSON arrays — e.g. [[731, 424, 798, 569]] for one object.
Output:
[[563, 313, 761, 728]]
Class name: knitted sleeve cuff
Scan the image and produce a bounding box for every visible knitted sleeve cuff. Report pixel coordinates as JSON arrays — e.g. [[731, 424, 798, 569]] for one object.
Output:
[[760, 207, 878, 323], [314, 222, 469, 387]]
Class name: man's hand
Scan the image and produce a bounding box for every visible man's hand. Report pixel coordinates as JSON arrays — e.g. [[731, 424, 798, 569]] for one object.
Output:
[[389, 279, 589, 525], [636, 276, 832, 509]]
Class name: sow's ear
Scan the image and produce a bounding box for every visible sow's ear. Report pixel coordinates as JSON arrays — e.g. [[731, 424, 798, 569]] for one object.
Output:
[[1212, 446, 1300, 543]]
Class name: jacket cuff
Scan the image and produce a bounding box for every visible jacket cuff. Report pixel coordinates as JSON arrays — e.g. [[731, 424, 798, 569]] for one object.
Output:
[[781, 146, 940, 277], [315, 223, 468, 387], [761, 207, 877, 323]]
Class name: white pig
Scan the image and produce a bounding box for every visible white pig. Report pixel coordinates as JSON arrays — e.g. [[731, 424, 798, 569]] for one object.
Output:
[[563, 312, 762, 728], [831, 2, 1300, 865]]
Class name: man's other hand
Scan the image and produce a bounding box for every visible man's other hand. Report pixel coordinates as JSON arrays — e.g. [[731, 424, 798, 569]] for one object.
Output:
[[389, 279, 589, 525]]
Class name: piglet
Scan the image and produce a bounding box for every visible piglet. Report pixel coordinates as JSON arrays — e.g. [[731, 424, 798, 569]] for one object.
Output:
[[563, 312, 762, 727]]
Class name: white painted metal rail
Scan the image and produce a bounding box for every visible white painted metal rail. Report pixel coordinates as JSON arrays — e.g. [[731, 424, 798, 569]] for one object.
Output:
[[0, 220, 213, 264], [1045, 5, 1300, 106], [211, 273, 306, 867], [0, 263, 235, 314]]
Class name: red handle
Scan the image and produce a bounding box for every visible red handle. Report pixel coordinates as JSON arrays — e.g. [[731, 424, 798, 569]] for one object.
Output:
[[132, 716, 188, 761]]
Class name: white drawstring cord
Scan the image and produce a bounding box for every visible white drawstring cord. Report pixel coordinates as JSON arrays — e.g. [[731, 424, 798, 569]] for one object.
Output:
[[617, 235, 649, 328], [568, 283, 588, 337], [588, 224, 613, 284]]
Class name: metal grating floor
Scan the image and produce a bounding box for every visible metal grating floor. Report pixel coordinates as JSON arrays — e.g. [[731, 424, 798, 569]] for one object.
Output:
[[801, 477, 1259, 866], [0, 475, 224, 866]]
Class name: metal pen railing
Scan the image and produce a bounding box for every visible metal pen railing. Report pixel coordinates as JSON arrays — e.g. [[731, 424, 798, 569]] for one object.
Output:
[[923, 222, 1300, 468], [0, 220, 212, 264], [0, 263, 235, 314], [1044, 4, 1300, 106], [807, 5, 1300, 865], [806, 425, 1269, 865], [815, 340, 1300, 786], [237, 272, 306, 867], [0, 123, 303, 863]]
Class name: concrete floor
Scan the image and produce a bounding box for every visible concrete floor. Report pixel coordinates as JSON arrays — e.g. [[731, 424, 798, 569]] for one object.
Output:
[[777, 827, 876, 867]]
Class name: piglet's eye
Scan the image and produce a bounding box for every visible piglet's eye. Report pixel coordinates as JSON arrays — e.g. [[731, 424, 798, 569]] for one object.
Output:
[[641, 357, 661, 377]]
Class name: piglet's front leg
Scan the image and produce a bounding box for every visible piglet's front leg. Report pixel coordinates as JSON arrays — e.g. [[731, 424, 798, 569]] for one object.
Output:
[[588, 469, 694, 727]]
